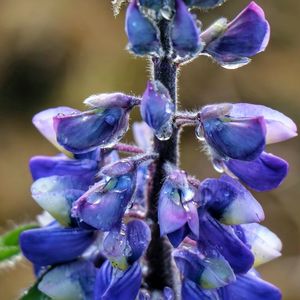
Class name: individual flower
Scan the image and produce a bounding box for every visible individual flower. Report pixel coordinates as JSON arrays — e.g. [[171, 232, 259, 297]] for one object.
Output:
[[158, 164, 199, 247], [72, 155, 155, 231], [54, 93, 138, 154], [125, 0, 162, 56], [171, 0, 202, 58], [201, 2, 270, 69], [174, 248, 236, 289], [140, 80, 175, 141], [200, 174, 264, 225], [197, 102, 294, 191]]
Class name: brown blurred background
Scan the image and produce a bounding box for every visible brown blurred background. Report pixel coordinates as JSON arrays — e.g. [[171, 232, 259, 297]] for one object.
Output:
[[0, 0, 299, 299]]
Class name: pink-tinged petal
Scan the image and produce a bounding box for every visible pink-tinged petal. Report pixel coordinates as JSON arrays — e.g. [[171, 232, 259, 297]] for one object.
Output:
[[230, 103, 297, 144], [32, 107, 78, 153]]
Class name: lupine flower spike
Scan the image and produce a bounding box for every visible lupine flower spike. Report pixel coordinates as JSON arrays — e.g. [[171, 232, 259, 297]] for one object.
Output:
[[6, 1, 295, 299]]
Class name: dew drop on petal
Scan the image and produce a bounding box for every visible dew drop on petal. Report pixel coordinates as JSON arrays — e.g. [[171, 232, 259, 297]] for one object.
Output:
[[212, 158, 225, 173], [195, 124, 205, 141], [156, 122, 173, 141]]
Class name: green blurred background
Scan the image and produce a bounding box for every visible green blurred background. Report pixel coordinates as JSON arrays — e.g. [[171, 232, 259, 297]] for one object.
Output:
[[0, 0, 299, 299]]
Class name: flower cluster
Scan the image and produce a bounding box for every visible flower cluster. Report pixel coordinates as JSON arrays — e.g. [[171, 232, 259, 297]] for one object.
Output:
[[14, 1, 297, 300]]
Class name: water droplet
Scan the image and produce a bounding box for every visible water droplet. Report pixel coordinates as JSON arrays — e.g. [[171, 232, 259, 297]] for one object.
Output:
[[156, 122, 173, 141], [195, 124, 205, 141], [212, 158, 225, 173], [161, 6, 172, 20]]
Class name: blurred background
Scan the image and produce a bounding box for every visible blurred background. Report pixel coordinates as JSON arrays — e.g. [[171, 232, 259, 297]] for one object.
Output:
[[0, 0, 299, 299]]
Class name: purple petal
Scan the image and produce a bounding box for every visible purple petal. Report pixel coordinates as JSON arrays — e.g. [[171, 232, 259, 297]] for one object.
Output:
[[140, 81, 175, 141], [182, 279, 220, 300], [94, 260, 142, 300], [32, 106, 78, 153], [20, 227, 95, 266], [198, 213, 254, 274], [29, 155, 98, 187], [200, 175, 264, 225], [158, 181, 188, 236], [173, 248, 235, 288], [230, 103, 297, 144], [203, 2, 270, 68], [202, 116, 266, 161], [125, 0, 161, 56], [219, 272, 281, 300], [225, 152, 289, 192], [171, 0, 202, 58], [73, 174, 136, 231], [38, 260, 97, 300], [54, 107, 129, 154], [127, 220, 151, 264]]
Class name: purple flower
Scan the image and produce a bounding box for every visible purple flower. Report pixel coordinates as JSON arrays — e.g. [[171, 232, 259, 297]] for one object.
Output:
[[158, 164, 199, 246], [71, 155, 155, 231], [174, 248, 235, 289], [72, 173, 136, 231], [202, 2, 270, 68], [171, 0, 202, 58], [200, 174, 264, 225], [125, 0, 161, 56], [140, 80, 175, 140], [20, 225, 96, 266]]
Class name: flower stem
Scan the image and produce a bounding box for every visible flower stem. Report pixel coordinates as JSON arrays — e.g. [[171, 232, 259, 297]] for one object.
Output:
[[145, 18, 180, 294]]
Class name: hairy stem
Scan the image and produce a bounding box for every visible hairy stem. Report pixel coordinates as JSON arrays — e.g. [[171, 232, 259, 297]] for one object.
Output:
[[145, 18, 180, 294]]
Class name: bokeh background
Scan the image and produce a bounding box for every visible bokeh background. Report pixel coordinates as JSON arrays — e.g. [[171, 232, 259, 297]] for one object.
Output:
[[0, 0, 299, 299]]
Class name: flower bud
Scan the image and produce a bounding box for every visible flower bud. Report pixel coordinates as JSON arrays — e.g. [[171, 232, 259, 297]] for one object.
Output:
[[125, 0, 162, 56], [140, 81, 175, 141], [171, 0, 202, 58], [202, 2, 270, 69]]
